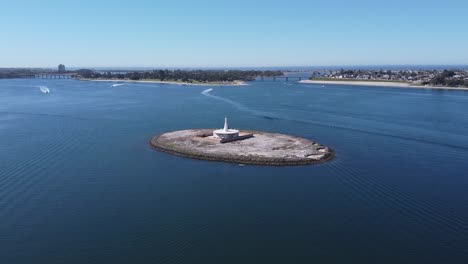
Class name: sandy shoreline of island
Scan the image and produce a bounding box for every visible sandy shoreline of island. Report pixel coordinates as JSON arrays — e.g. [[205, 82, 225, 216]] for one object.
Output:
[[299, 80, 468, 91], [77, 78, 248, 86]]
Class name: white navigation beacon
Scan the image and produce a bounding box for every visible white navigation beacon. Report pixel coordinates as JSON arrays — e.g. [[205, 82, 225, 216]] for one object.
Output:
[[213, 116, 239, 140]]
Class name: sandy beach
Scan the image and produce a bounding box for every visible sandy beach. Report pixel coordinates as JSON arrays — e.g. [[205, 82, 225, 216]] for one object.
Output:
[[299, 80, 468, 91], [78, 78, 248, 86]]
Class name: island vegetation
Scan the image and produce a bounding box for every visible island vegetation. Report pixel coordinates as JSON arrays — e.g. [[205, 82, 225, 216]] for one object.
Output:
[[0, 68, 54, 79], [0, 67, 283, 84], [76, 69, 283, 84]]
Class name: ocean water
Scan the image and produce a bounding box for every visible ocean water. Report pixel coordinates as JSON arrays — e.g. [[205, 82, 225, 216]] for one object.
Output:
[[1, 79, 468, 263]]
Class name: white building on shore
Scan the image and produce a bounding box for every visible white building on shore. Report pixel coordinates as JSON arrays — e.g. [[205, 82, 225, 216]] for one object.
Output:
[[213, 117, 239, 140]]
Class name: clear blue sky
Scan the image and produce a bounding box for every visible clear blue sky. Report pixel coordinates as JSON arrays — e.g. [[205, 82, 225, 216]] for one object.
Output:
[[1, 0, 467, 68]]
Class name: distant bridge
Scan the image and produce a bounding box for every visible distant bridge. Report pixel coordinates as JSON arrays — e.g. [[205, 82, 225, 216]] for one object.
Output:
[[28, 73, 77, 79], [259, 76, 308, 81]]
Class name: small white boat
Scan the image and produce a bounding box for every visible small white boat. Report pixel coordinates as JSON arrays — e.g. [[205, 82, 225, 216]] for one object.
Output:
[[39, 86, 50, 93], [111, 83, 125, 87]]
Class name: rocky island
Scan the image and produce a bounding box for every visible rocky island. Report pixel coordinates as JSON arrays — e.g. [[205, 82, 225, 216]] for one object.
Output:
[[150, 118, 334, 166]]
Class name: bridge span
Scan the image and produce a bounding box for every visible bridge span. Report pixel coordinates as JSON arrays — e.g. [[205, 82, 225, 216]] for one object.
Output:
[[259, 76, 308, 81]]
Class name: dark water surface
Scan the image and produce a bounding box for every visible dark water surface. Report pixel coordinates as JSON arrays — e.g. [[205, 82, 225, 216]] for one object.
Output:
[[1, 79, 468, 263]]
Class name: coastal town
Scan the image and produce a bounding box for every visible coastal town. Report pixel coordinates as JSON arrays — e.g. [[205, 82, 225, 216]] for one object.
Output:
[[311, 68, 468, 88]]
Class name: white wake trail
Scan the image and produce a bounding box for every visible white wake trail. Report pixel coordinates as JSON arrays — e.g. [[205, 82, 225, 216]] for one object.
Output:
[[200, 88, 278, 120], [201, 88, 213, 94]]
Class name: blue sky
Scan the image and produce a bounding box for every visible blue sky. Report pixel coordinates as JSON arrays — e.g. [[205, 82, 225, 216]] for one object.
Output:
[[1, 0, 467, 67]]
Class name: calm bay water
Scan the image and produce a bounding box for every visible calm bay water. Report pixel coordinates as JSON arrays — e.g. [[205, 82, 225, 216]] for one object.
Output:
[[1, 79, 468, 263]]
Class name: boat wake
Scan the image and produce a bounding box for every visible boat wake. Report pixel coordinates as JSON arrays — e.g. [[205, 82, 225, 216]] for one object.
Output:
[[200, 88, 279, 120], [38, 86, 50, 93], [201, 88, 213, 94], [111, 83, 125, 87]]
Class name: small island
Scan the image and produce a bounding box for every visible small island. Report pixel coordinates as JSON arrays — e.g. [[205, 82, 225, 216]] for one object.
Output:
[[150, 117, 334, 166]]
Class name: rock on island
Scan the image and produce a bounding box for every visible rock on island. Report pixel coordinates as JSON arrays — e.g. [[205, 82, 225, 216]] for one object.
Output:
[[150, 118, 334, 166]]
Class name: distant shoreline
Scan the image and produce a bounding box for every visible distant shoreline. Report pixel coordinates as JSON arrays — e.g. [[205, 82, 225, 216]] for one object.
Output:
[[299, 80, 468, 91], [77, 78, 248, 86]]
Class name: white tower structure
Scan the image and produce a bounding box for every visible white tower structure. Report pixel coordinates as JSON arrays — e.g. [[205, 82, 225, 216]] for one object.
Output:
[[213, 116, 239, 140], [223, 116, 229, 131]]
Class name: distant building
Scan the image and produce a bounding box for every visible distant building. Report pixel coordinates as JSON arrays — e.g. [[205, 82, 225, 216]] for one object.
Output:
[[58, 64, 66, 73]]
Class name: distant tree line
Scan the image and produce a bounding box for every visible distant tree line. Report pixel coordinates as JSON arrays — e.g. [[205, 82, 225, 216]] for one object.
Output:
[[76, 69, 283, 82], [425, 70, 468, 87], [0, 68, 53, 79]]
